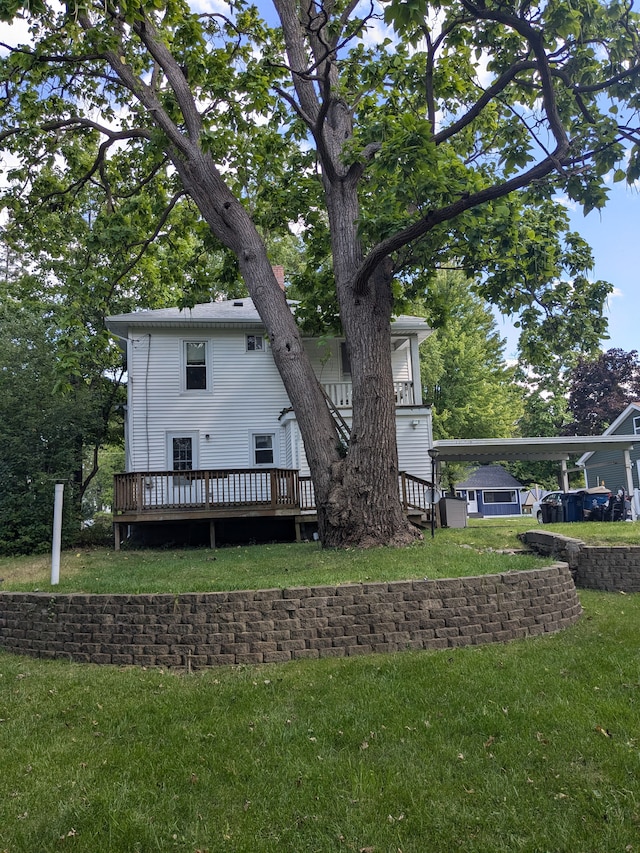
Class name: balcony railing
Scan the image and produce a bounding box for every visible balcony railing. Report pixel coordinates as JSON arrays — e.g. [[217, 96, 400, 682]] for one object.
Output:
[[322, 380, 414, 408]]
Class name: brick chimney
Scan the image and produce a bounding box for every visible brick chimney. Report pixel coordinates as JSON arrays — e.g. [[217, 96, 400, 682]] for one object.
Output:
[[272, 265, 285, 291]]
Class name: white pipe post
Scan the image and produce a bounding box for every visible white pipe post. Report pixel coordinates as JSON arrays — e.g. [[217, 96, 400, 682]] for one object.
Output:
[[51, 482, 64, 585]]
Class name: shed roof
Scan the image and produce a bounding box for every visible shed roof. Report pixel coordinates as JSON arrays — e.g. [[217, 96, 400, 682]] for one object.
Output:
[[457, 464, 523, 490]]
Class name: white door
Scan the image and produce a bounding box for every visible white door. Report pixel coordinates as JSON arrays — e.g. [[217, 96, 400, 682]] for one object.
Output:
[[466, 489, 478, 515]]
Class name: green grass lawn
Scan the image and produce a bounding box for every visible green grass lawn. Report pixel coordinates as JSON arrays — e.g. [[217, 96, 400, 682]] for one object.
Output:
[[1, 589, 638, 852], [1, 519, 639, 851], [2, 517, 638, 595]]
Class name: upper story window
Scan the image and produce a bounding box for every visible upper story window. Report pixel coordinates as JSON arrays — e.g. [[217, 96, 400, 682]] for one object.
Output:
[[633, 416, 640, 435], [184, 341, 207, 390], [340, 342, 351, 378], [247, 334, 265, 352]]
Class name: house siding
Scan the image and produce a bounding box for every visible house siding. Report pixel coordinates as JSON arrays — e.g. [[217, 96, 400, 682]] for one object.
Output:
[[583, 411, 640, 492], [476, 491, 522, 517], [127, 329, 291, 472], [122, 318, 432, 484]]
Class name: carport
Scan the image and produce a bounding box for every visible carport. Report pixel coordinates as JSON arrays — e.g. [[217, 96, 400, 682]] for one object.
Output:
[[429, 436, 639, 521]]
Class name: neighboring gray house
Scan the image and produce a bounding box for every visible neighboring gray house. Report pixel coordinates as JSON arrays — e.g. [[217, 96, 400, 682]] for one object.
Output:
[[577, 402, 640, 496], [455, 464, 524, 517]]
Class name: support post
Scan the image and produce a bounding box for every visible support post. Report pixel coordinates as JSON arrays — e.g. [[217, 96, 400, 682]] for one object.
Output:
[[51, 481, 64, 585], [560, 459, 569, 493], [623, 449, 636, 521], [209, 519, 216, 550]]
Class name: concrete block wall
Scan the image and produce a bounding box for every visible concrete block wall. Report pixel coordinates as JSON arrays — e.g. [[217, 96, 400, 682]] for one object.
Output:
[[0, 565, 581, 669], [521, 531, 640, 593]]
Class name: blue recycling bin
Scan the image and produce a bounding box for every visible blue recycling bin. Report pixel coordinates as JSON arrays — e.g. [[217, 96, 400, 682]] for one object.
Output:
[[561, 492, 583, 523]]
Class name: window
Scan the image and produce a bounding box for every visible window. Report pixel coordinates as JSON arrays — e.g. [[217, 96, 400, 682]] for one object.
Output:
[[185, 341, 207, 390], [246, 334, 264, 352], [167, 432, 198, 478], [170, 435, 194, 486], [633, 416, 640, 435], [253, 433, 274, 466], [483, 490, 517, 504], [340, 342, 351, 378], [172, 436, 193, 471]]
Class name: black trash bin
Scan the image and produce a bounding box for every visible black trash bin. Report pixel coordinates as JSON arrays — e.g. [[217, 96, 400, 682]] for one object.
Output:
[[540, 496, 563, 523]]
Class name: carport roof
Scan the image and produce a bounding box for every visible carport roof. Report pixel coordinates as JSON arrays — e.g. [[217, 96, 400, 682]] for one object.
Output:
[[430, 436, 639, 464]]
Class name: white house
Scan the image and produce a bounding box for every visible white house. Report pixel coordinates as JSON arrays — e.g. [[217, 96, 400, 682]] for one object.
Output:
[[106, 297, 434, 546]]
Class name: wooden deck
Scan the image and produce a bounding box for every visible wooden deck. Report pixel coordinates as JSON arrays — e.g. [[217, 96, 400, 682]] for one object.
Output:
[[113, 468, 433, 548]]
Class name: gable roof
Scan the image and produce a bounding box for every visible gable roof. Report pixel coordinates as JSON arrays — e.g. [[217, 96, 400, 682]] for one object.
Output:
[[106, 298, 432, 342], [456, 464, 523, 490], [577, 402, 640, 466]]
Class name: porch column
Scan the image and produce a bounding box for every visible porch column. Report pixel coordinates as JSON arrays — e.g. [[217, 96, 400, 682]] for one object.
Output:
[[560, 460, 569, 492], [410, 336, 422, 405], [624, 449, 636, 521]]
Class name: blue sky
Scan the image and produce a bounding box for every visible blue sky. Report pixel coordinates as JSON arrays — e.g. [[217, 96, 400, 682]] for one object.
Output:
[[495, 182, 640, 361]]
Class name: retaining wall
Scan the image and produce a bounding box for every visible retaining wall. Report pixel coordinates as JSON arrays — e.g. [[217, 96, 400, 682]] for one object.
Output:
[[521, 531, 640, 593], [0, 564, 581, 669]]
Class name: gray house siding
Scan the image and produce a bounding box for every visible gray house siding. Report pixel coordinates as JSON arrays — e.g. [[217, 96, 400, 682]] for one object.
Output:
[[582, 409, 640, 492]]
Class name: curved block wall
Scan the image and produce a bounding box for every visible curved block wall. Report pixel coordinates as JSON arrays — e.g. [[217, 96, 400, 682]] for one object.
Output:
[[0, 564, 581, 668], [521, 531, 640, 593]]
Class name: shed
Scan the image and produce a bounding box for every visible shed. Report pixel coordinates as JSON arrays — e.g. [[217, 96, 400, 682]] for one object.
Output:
[[455, 464, 524, 517]]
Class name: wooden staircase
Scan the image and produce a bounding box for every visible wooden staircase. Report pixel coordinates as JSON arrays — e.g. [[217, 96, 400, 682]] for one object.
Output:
[[321, 385, 351, 448]]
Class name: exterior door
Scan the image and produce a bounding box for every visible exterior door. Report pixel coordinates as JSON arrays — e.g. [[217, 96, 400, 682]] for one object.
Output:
[[466, 489, 478, 515]]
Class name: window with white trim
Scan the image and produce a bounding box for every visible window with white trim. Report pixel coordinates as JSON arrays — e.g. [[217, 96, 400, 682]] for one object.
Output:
[[168, 433, 198, 485], [253, 433, 275, 466], [633, 416, 640, 435], [172, 436, 193, 471], [184, 341, 207, 390], [483, 490, 517, 504], [246, 334, 265, 352]]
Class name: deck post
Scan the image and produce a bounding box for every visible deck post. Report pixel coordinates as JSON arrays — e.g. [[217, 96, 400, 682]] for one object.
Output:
[[209, 519, 216, 550], [400, 471, 408, 509], [114, 522, 121, 551]]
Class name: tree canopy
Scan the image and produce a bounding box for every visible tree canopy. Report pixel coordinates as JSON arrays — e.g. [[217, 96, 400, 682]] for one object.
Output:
[[420, 271, 522, 441], [1, 0, 639, 546], [0, 295, 119, 554], [565, 348, 640, 435]]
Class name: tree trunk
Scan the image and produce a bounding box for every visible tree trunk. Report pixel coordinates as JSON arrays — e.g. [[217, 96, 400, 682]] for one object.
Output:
[[323, 184, 420, 547]]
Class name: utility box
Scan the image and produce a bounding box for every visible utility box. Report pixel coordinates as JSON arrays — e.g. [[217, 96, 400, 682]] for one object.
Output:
[[439, 495, 468, 528]]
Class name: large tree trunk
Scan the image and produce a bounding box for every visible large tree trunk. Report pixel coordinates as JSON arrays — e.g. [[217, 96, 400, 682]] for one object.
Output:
[[322, 182, 421, 548], [174, 149, 417, 547]]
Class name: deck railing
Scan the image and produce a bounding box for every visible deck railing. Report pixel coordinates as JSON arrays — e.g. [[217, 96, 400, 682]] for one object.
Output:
[[114, 468, 433, 517], [322, 380, 414, 408], [114, 468, 300, 515], [295, 473, 432, 515]]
